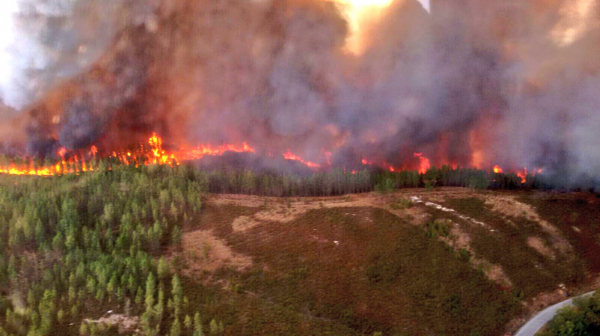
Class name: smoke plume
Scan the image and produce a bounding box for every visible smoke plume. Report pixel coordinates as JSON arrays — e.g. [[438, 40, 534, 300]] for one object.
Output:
[[0, 0, 599, 186]]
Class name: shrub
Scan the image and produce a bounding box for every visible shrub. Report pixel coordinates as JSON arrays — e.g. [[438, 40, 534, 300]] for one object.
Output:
[[425, 220, 451, 238]]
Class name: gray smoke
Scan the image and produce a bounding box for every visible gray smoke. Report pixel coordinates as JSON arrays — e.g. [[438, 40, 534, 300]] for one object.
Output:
[[1, 0, 599, 186]]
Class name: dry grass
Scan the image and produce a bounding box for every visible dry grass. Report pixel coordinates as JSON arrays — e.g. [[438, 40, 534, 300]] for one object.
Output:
[[527, 236, 556, 260], [211, 192, 430, 227], [182, 229, 253, 275], [178, 188, 600, 335], [442, 222, 514, 287], [485, 195, 572, 255]]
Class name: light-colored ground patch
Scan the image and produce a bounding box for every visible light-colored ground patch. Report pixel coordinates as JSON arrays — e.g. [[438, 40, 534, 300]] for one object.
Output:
[[231, 215, 261, 232], [484, 263, 512, 287], [83, 314, 139, 333], [214, 192, 430, 228], [527, 236, 556, 259], [182, 229, 252, 273], [443, 222, 513, 287], [486, 195, 572, 255]]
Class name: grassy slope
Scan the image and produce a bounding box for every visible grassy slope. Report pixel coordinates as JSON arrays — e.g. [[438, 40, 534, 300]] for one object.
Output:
[[188, 204, 519, 336], [438, 196, 585, 298]]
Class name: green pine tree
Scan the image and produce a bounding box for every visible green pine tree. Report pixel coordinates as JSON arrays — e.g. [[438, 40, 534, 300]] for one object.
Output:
[[170, 317, 181, 336]]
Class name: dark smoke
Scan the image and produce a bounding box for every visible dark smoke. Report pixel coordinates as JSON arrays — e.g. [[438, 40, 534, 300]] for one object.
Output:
[[2, 0, 600, 187]]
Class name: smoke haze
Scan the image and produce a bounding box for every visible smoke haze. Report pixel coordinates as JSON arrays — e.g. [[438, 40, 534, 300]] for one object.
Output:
[[0, 0, 599, 186]]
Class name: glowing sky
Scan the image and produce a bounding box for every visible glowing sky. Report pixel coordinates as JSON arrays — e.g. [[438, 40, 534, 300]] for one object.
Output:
[[331, 0, 430, 54]]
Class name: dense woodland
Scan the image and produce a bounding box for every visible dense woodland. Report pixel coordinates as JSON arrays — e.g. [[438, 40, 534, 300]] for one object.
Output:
[[0, 164, 217, 336]]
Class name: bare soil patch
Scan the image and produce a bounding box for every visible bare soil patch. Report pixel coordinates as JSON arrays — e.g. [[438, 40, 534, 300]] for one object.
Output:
[[182, 229, 253, 274], [485, 194, 572, 254], [83, 314, 139, 333], [527, 236, 556, 259]]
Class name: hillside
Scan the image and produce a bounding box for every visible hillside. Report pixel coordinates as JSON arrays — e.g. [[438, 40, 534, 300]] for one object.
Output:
[[0, 167, 599, 335], [181, 189, 600, 335]]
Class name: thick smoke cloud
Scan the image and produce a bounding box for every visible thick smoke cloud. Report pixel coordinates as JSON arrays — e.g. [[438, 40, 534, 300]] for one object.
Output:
[[1, 0, 599, 185], [0, 0, 136, 109]]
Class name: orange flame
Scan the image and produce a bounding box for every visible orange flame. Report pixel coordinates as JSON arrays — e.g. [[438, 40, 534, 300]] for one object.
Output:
[[414, 153, 430, 174], [58, 147, 67, 158], [0, 132, 548, 179], [283, 151, 321, 168], [517, 167, 527, 183]]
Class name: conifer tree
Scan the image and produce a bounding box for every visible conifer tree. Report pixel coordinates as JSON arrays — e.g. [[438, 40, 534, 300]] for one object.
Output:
[[170, 317, 182, 336], [145, 273, 156, 311], [193, 311, 203, 336]]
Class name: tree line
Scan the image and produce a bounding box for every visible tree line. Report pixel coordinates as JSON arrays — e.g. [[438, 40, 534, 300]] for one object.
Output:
[[198, 164, 553, 197]]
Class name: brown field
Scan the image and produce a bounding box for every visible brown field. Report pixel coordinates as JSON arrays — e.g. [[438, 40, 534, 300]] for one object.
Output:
[[178, 188, 600, 336]]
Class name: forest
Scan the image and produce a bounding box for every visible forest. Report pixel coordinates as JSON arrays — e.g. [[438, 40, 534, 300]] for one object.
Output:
[[0, 164, 214, 336]]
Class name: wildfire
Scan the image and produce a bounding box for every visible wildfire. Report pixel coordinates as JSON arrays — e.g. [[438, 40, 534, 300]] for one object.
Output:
[[283, 151, 321, 168], [517, 168, 527, 183], [0, 133, 259, 177], [361, 158, 395, 171], [382, 162, 395, 172], [494, 166, 544, 183], [185, 142, 255, 160], [0, 132, 547, 179], [0, 164, 56, 176], [414, 153, 430, 174], [329, 0, 394, 54]]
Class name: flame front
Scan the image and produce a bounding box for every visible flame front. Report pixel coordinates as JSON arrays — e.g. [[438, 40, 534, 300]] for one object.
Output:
[[0, 133, 547, 180], [414, 153, 431, 174], [0, 134, 259, 177], [283, 151, 321, 168]]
